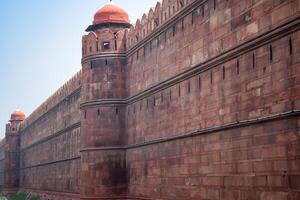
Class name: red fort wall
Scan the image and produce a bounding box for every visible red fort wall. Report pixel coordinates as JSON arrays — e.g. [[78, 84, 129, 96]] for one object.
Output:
[[0, 0, 299, 200], [18, 71, 82, 199]]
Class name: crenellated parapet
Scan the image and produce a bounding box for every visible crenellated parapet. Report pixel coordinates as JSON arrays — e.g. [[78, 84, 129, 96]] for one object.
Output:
[[126, 0, 194, 49], [19, 70, 82, 131]]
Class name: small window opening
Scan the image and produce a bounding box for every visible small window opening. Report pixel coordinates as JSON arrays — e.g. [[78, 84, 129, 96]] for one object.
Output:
[[172, 25, 176, 36], [178, 85, 181, 96], [182, 19, 185, 31], [90, 61, 94, 69], [102, 41, 110, 50], [170, 90, 172, 100], [116, 108, 119, 115], [96, 41, 99, 51], [161, 93, 164, 103], [173, 6, 176, 13], [105, 59, 108, 65], [153, 97, 156, 106], [192, 12, 194, 24], [165, 32, 167, 43], [187, 81, 191, 93], [89, 46, 92, 52], [210, 71, 213, 84], [180, 0, 184, 8], [289, 37, 293, 55], [269, 45, 273, 62], [252, 53, 256, 69], [214, 0, 216, 10], [97, 109, 100, 117], [198, 76, 202, 89], [84, 111, 87, 119], [236, 60, 240, 75], [222, 66, 225, 80]]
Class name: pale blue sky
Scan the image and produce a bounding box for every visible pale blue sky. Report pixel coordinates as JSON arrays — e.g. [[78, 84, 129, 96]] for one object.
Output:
[[0, 0, 158, 136]]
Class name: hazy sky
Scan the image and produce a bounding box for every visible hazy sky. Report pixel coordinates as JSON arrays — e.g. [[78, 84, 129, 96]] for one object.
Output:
[[0, 0, 158, 136]]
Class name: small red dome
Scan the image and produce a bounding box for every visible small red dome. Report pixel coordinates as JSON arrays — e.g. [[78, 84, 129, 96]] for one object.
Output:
[[93, 2, 130, 25], [10, 109, 26, 121]]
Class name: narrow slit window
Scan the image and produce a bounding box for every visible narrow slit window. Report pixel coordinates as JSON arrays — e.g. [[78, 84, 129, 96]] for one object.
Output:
[[102, 41, 110, 50], [198, 76, 202, 90], [116, 108, 119, 115], [289, 37, 293, 55], [187, 81, 191, 93], [191, 12, 194, 24], [211, 71, 213, 84], [161, 93, 164, 103], [222, 66, 225, 80], [96, 41, 99, 51], [97, 109, 100, 117], [105, 59, 108, 66], [236, 60, 240, 75], [173, 25, 176, 36], [178, 85, 181, 96], [252, 53, 256, 69], [269, 45, 273, 62]]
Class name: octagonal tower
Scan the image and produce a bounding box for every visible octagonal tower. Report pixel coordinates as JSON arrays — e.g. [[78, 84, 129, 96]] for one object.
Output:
[[3, 109, 25, 195], [80, 1, 129, 199]]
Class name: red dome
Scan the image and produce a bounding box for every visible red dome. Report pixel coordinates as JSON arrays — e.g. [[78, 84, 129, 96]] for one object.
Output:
[[93, 2, 130, 25], [10, 109, 26, 121]]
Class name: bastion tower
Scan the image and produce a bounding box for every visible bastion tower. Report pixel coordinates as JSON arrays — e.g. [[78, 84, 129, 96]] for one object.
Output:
[[80, 1, 129, 199], [3, 110, 25, 195]]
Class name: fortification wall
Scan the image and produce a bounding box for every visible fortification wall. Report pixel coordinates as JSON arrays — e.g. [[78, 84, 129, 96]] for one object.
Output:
[[125, 0, 299, 97], [18, 70, 82, 197], [0, 140, 5, 189], [124, 0, 300, 199]]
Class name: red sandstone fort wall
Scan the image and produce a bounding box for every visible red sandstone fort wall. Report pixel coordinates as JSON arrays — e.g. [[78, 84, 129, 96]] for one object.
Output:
[[123, 0, 300, 199], [18, 71, 82, 198], [0, 0, 299, 199], [0, 140, 6, 189]]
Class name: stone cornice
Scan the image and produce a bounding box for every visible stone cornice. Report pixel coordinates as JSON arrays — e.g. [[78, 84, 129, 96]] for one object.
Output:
[[81, 53, 127, 64], [20, 156, 81, 170], [80, 110, 300, 151]]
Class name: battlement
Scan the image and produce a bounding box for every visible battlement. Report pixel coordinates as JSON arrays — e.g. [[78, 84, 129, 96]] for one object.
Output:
[[126, 0, 194, 49], [20, 70, 82, 131]]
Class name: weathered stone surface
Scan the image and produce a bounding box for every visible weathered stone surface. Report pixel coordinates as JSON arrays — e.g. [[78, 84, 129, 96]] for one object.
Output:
[[0, 0, 300, 199]]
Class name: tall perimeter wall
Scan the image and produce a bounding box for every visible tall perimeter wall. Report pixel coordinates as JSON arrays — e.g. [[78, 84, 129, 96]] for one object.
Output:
[[0, 0, 300, 200], [123, 0, 300, 199]]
